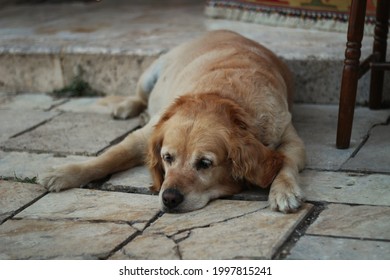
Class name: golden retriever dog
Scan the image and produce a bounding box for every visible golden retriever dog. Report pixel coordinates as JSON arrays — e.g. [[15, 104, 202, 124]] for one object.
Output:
[[39, 30, 306, 213]]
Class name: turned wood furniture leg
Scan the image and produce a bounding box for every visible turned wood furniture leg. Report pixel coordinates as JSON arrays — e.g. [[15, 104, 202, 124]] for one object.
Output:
[[369, 0, 389, 109], [336, 0, 367, 149]]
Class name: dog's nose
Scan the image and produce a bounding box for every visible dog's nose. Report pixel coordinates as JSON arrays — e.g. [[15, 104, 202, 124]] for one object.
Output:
[[162, 188, 184, 210]]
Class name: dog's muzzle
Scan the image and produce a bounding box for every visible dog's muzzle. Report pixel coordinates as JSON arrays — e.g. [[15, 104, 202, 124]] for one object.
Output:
[[162, 188, 184, 211]]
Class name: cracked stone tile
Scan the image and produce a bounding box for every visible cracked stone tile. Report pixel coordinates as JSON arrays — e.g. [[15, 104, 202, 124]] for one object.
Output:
[[342, 124, 390, 173], [292, 105, 390, 170], [178, 204, 312, 259], [0, 151, 91, 180], [0, 180, 46, 224], [172, 230, 191, 242], [109, 234, 180, 260], [15, 188, 160, 222], [102, 166, 153, 194], [307, 204, 390, 240], [287, 235, 390, 260], [0, 219, 135, 259], [0, 93, 65, 111], [2, 112, 139, 156], [131, 221, 149, 232], [146, 199, 270, 237], [0, 108, 58, 143], [135, 200, 312, 259], [301, 170, 390, 206]]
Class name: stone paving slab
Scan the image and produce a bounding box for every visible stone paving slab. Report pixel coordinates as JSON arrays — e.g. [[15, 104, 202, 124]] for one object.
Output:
[[0, 92, 65, 110], [0, 188, 163, 259], [0, 188, 314, 260], [0, 93, 111, 115], [0, 180, 46, 224], [2, 112, 139, 156], [102, 166, 153, 194], [307, 204, 390, 240], [55, 97, 111, 114], [0, 151, 91, 180], [16, 188, 160, 225], [178, 204, 312, 259], [287, 235, 390, 260], [301, 170, 390, 206], [342, 124, 390, 174], [110, 233, 180, 260], [114, 201, 313, 260], [147, 200, 270, 237], [0, 219, 135, 259], [292, 105, 390, 170], [0, 108, 58, 143]]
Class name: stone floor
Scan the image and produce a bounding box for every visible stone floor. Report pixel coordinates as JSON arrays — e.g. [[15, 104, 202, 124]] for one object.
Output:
[[0, 93, 389, 260]]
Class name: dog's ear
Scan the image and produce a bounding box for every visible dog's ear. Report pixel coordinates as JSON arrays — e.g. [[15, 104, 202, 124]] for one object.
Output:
[[147, 129, 164, 193], [223, 100, 284, 188], [229, 127, 284, 188]]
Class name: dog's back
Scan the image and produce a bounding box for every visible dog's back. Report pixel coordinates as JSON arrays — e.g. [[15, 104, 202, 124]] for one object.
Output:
[[147, 30, 293, 146]]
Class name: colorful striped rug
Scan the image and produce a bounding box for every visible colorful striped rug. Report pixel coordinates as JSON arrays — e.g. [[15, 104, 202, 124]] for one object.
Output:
[[205, 0, 378, 34]]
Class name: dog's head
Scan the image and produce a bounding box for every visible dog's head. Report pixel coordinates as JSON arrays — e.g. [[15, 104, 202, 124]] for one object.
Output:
[[147, 93, 283, 213]]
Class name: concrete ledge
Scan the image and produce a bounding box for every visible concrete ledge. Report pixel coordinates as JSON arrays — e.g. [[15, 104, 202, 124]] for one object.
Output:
[[0, 53, 158, 96], [0, 52, 380, 104]]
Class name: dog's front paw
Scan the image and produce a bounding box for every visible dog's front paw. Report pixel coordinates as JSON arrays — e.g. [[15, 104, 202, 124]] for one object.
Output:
[[38, 164, 85, 192], [268, 174, 304, 213]]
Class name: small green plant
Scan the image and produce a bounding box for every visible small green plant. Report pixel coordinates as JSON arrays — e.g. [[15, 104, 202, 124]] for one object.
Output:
[[50, 76, 104, 98], [23, 176, 38, 184], [12, 173, 38, 184]]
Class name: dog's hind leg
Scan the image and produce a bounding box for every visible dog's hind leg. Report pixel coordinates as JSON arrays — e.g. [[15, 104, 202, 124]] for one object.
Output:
[[111, 56, 165, 119]]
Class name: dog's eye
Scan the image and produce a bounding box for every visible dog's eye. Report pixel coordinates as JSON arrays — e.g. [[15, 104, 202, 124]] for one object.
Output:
[[196, 158, 213, 170], [162, 153, 174, 164]]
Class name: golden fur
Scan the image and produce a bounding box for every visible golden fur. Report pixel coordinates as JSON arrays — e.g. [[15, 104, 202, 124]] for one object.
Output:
[[39, 30, 306, 213]]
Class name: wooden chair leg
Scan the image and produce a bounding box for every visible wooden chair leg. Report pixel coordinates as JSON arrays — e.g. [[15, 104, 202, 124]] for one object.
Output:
[[337, 0, 367, 149], [369, 0, 389, 109]]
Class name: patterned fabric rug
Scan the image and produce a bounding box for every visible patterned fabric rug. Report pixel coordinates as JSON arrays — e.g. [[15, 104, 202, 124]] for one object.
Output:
[[205, 0, 378, 34]]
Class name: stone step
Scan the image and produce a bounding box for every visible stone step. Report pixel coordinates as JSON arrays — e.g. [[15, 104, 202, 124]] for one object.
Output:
[[1, 0, 389, 104]]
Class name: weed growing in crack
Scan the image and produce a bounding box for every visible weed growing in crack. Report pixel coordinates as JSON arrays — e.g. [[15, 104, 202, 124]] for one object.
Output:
[[50, 76, 104, 98], [49, 66, 104, 98], [1, 172, 37, 184]]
